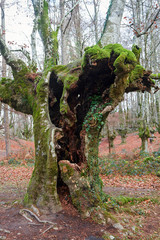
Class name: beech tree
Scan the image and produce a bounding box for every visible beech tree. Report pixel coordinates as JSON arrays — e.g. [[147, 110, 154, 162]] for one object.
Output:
[[1, 0, 10, 157], [0, 0, 158, 222], [100, 0, 126, 45]]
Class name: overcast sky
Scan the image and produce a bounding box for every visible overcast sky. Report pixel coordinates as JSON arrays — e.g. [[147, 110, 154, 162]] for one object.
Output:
[[5, 0, 34, 47], [1, 0, 110, 69], [4, 0, 109, 45]]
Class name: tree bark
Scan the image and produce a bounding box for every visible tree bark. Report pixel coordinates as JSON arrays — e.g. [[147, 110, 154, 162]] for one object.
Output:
[[60, 0, 69, 65], [26, 73, 62, 212], [0, 16, 158, 223], [139, 121, 150, 153], [1, 0, 10, 157], [100, 0, 126, 45], [0, 0, 158, 222], [31, 0, 58, 64], [22, 44, 157, 220]]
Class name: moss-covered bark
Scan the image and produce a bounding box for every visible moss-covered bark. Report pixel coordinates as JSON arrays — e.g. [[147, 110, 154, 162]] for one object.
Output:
[[0, 43, 158, 222], [46, 44, 157, 221], [25, 73, 62, 212], [139, 122, 150, 153], [32, 0, 58, 64], [0, 64, 34, 114], [151, 73, 160, 79], [117, 128, 127, 144]]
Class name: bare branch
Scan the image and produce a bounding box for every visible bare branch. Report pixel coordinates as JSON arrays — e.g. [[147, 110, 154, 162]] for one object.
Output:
[[134, 8, 160, 38], [63, 15, 72, 35], [58, 0, 81, 30], [11, 48, 31, 63], [82, 0, 94, 22], [0, 33, 25, 71]]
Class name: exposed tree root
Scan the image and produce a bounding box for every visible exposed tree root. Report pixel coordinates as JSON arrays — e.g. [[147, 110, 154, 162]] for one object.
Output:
[[19, 208, 62, 234], [19, 208, 56, 225]]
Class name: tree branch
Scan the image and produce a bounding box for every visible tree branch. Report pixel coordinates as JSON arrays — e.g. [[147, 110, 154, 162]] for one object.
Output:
[[151, 73, 160, 80], [82, 0, 94, 22], [58, 0, 81, 30], [31, 18, 38, 64], [133, 8, 160, 38], [31, 0, 58, 64], [0, 32, 25, 71], [11, 48, 31, 63]]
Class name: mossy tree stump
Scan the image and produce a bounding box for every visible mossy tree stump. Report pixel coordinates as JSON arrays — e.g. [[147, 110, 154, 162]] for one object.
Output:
[[0, 43, 157, 222]]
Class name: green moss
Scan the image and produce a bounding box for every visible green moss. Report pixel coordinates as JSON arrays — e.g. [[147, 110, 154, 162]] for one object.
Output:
[[51, 29, 58, 64], [0, 78, 13, 102], [132, 44, 141, 63], [129, 65, 145, 83], [38, 0, 58, 64], [109, 74, 129, 102], [81, 44, 114, 68], [151, 78, 156, 84], [82, 45, 111, 68], [156, 171, 160, 177], [82, 44, 137, 76], [38, 1, 50, 44], [52, 64, 79, 115], [63, 74, 78, 90], [53, 64, 79, 86], [26, 100, 60, 208], [109, 44, 137, 65], [113, 50, 137, 76], [36, 78, 48, 101], [0, 63, 35, 114], [53, 65, 68, 74], [59, 162, 75, 182], [150, 73, 160, 80], [1, 77, 12, 84], [115, 196, 134, 205], [139, 125, 150, 139], [71, 189, 83, 212], [24, 193, 30, 205]]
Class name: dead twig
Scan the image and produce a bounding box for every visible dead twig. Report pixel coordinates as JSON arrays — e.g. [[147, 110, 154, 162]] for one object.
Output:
[[41, 225, 53, 235]]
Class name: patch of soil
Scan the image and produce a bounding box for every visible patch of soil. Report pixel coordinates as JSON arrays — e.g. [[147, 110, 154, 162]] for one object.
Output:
[[0, 133, 160, 239], [0, 189, 119, 240], [0, 166, 121, 240]]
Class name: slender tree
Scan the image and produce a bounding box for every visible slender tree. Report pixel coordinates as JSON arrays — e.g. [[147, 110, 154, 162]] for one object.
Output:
[[1, 0, 10, 157], [99, 0, 126, 45]]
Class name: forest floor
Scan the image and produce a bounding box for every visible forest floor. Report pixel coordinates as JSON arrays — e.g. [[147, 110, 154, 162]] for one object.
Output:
[[0, 132, 160, 240]]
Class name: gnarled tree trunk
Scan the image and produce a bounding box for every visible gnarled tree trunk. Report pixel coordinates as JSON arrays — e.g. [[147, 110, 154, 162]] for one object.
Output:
[[0, 0, 159, 224], [0, 40, 158, 222]]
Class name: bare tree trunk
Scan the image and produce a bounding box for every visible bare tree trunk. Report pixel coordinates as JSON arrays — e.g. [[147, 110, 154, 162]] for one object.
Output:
[[73, 0, 82, 58], [60, 0, 69, 64], [31, 17, 38, 65], [100, 0, 126, 45], [1, 0, 10, 157], [3, 104, 10, 157], [93, 0, 98, 43]]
